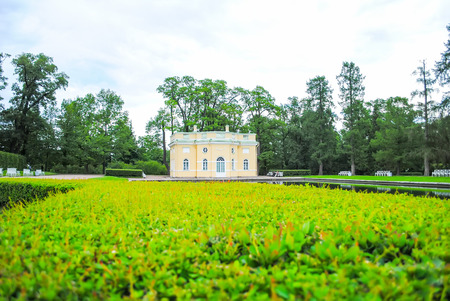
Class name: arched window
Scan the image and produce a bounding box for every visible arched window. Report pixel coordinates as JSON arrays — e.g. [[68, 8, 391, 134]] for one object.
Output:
[[183, 159, 189, 171], [217, 157, 225, 173], [243, 159, 249, 171], [202, 159, 208, 171]]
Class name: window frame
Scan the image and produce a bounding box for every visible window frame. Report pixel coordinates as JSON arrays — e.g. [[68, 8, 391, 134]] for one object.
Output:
[[183, 159, 189, 171], [243, 159, 249, 171]]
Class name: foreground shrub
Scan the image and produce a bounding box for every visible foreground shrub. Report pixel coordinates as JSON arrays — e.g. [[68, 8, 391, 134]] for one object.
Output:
[[0, 179, 78, 208], [0, 181, 448, 299]]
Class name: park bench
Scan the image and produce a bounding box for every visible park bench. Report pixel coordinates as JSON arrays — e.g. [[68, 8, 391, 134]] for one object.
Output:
[[35, 169, 45, 176], [338, 171, 352, 176], [432, 169, 450, 177], [375, 170, 392, 176], [23, 169, 33, 176], [0, 168, 2, 176], [266, 171, 283, 177], [6, 168, 20, 177]]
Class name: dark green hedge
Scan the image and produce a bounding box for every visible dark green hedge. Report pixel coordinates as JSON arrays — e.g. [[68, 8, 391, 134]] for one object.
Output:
[[400, 172, 423, 176], [0, 151, 26, 170], [105, 169, 144, 177], [0, 181, 78, 208], [269, 169, 312, 176]]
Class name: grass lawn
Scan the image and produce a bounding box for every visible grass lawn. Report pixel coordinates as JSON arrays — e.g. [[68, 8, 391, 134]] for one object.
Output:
[[301, 175, 450, 183]]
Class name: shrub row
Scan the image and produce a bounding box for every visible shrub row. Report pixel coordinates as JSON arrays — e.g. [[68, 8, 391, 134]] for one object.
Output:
[[0, 151, 27, 170], [400, 171, 424, 176], [105, 169, 144, 177], [51, 164, 103, 174], [0, 179, 78, 208], [269, 169, 312, 176], [109, 160, 167, 175]]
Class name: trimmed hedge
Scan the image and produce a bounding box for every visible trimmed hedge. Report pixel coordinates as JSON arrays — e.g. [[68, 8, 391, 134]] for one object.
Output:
[[400, 172, 423, 176], [269, 169, 311, 176], [105, 169, 144, 177], [0, 181, 447, 299], [0, 151, 26, 170], [108, 160, 167, 175], [0, 180, 78, 208]]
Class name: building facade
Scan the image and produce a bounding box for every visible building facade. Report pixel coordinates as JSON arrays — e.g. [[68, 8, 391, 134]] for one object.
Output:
[[169, 126, 258, 178]]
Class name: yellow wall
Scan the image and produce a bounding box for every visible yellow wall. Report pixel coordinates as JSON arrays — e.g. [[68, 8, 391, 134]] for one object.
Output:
[[169, 130, 258, 178]]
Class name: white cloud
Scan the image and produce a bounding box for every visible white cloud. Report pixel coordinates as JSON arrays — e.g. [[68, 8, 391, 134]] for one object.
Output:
[[1, 0, 449, 136]]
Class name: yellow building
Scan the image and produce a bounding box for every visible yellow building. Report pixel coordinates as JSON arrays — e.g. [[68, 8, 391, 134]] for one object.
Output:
[[169, 125, 259, 178]]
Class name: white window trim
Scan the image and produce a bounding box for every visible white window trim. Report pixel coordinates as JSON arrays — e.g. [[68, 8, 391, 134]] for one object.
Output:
[[243, 159, 249, 170], [183, 159, 189, 171]]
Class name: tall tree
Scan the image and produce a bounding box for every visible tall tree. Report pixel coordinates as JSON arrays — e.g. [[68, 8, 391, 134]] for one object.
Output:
[[303, 76, 336, 175], [412, 60, 436, 176], [336, 61, 368, 175], [58, 94, 98, 172], [434, 24, 450, 110], [0, 53, 10, 107], [371, 97, 419, 175], [146, 107, 170, 172], [1, 53, 68, 157], [110, 113, 139, 164], [95, 89, 127, 173], [157, 76, 197, 132]]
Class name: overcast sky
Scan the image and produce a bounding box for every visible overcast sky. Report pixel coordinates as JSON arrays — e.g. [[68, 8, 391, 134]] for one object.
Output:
[[1, 0, 449, 136]]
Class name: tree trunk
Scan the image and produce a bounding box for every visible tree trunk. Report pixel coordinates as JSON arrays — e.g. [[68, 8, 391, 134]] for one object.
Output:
[[351, 153, 356, 176], [424, 153, 430, 176], [162, 128, 169, 174], [396, 165, 400, 176], [318, 163, 323, 175]]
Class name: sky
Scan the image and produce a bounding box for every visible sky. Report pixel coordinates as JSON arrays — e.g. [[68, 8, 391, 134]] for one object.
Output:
[[1, 0, 449, 137]]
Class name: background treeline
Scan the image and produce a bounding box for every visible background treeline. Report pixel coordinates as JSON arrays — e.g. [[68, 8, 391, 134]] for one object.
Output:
[[0, 25, 449, 175]]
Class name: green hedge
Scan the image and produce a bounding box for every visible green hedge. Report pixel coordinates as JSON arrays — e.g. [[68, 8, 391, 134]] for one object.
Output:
[[105, 169, 144, 177], [108, 160, 167, 175], [0, 151, 27, 170], [269, 169, 311, 176], [0, 180, 78, 208], [400, 172, 423, 176]]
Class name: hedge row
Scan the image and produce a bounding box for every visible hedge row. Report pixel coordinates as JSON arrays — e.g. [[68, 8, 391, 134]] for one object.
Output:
[[0, 180, 78, 208], [0, 151, 26, 170], [400, 172, 424, 176], [105, 169, 144, 177], [108, 160, 167, 175], [269, 169, 312, 176]]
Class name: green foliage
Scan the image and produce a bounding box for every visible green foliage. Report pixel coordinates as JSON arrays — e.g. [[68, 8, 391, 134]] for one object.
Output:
[[105, 169, 144, 177], [0, 179, 77, 208], [400, 172, 423, 176], [50, 164, 103, 174], [0, 181, 447, 299], [135, 161, 167, 175], [0, 53, 10, 105], [336, 62, 369, 175], [269, 169, 312, 176], [0, 53, 68, 156], [108, 160, 167, 175], [0, 151, 27, 169], [371, 97, 420, 174]]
